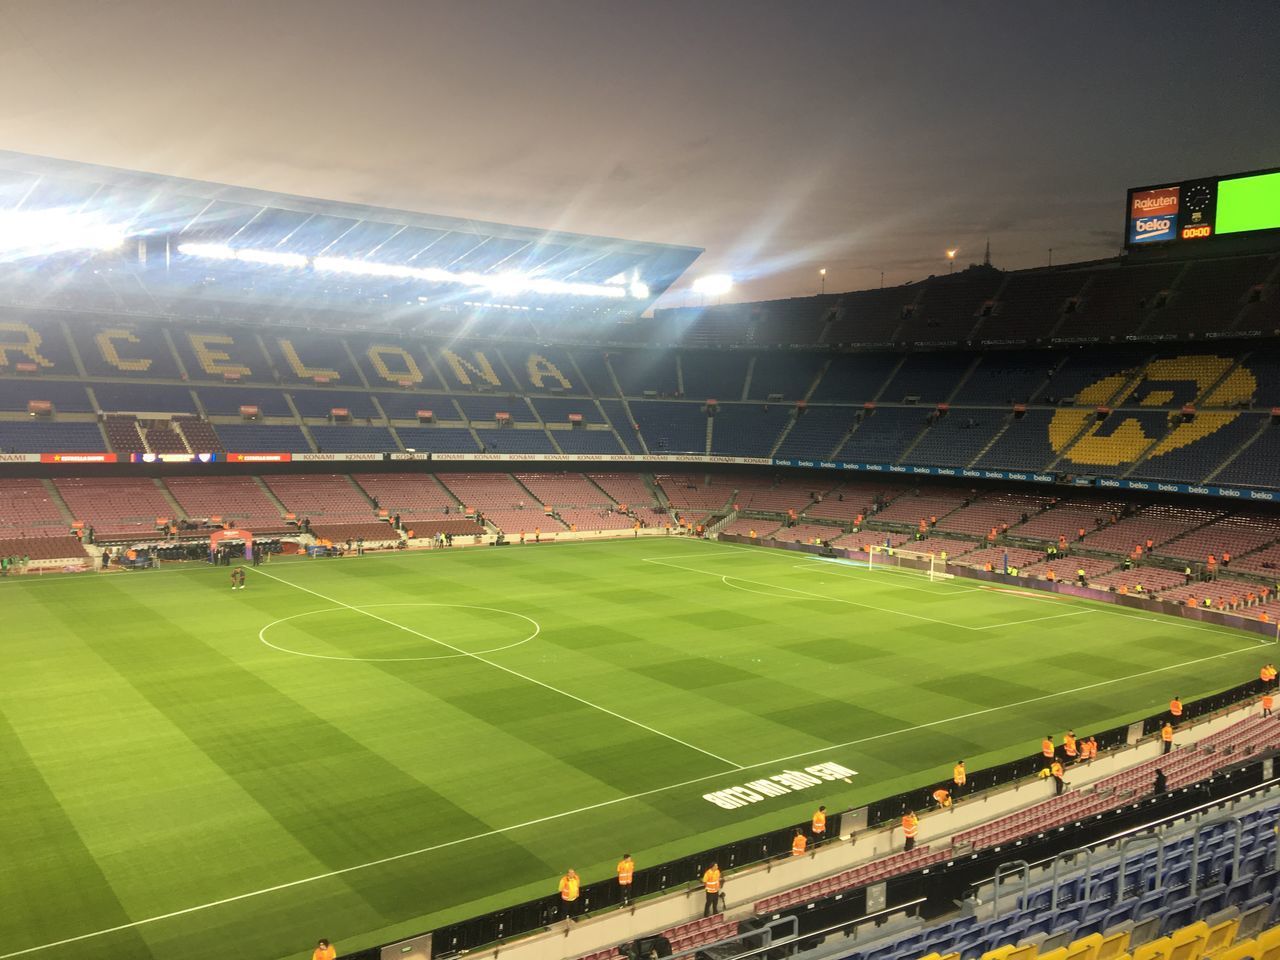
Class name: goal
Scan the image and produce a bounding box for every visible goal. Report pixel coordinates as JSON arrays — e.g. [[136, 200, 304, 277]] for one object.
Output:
[[867, 545, 954, 582]]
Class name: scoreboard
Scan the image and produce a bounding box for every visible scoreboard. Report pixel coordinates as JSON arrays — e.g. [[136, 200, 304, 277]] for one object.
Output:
[[1125, 167, 1280, 248]]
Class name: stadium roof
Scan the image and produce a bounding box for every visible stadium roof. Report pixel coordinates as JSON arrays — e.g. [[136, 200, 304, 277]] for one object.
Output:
[[0, 150, 702, 305]]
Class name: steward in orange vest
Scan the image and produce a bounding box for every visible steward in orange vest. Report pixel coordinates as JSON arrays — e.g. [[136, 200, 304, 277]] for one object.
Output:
[[702, 863, 722, 917], [617, 854, 635, 905], [902, 810, 919, 851], [791, 829, 807, 856], [811, 806, 827, 842]]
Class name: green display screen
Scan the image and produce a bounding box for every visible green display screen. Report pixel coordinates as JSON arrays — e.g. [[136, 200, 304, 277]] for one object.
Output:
[[1216, 171, 1280, 235]]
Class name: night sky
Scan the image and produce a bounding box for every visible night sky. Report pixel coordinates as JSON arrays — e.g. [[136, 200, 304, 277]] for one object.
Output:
[[2, 0, 1279, 306]]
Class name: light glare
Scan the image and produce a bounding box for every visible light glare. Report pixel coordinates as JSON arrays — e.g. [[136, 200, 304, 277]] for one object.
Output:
[[693, 274, 733, 296], [0, 209, 126, 258]]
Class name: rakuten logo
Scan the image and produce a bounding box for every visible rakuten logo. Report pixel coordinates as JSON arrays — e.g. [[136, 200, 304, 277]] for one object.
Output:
[[1131, 187, 1179, 219]]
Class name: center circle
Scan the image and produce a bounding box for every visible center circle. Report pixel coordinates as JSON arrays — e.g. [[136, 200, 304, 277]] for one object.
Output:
[[258, 603, 540, 662]]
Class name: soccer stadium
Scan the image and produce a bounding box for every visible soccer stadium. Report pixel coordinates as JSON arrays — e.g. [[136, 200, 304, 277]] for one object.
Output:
[[4, 8, 1280, 960]]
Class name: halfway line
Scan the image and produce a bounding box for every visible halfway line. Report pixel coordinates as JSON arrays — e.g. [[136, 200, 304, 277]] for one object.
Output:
[[248, 565, 743, 769]]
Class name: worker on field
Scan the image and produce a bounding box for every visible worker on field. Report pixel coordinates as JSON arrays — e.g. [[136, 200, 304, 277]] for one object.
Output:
[[1087, 736, 1099, 760], [952, 760, 966, 795], [1076, 567, 1087, 585], [810, 806, 827, 844], [558, 868, 580, 920], [1161, 721, 1174, 755], [1062, 730, 1077, 761], [791, 828, 808, 857], [902, 810, 919, 851], [1050, 759, 1066, 795], [1262, 692, 1274, 717], [1170, 696, 1183, 725], [1041, 735, 1055, 761], [312, 940, 336, 960], [617, 854, 635, 905], [932, 785, 952, 808], [702, 862, 722, 917]]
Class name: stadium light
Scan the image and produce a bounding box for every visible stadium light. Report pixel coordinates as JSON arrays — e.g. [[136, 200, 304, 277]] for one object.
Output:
[[312, 254, 631, 299], [178, 243, 306, 268], [0, 209, 126, 258], [629, 280, 650, 300], [692, 274, 733, 297], [946, 248, 958, 274]]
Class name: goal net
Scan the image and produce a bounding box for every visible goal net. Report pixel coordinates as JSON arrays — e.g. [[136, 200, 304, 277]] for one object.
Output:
[[866, 545, 954, 582]]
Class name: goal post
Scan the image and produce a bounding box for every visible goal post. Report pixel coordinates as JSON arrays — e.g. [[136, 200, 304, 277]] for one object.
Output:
[[867, 545, 954, 581]]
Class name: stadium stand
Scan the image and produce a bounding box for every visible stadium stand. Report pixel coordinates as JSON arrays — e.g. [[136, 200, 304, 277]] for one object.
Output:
[[897, 268, 1003, 343], [977, 269, 1089, 343], [0, 479, 71, 539], [951, 350, 1060, 404], [808, 353, 903, 402], [774, 406, 855, 460], [553, 428, 626, 455], [530, 396, 603, 423], [0, 379, 92, 413], [630, 401, 708, 454], [53, 477, 178, 539], [435, 473, 567, 535], [0, 420, 106, 453], [710, 404, 792, 457], [745, 352, 827, 400], [680, 351, 750, 401], [261, 474, 375, 521], [474, 427, 558, 453], [1214, 422, 1280, 488], [213, 423, 313, 452], [901, 412, 1007, 467], [879, 352, 977, 404], [163, 476, 287, 531], [836, 407, 931, 463]]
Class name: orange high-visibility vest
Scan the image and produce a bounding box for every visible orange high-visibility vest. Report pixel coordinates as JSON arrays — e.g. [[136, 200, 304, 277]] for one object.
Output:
[[1051, 761, 1064, 778], [703, 868, 721, 893], [1170, 699, 1183, 717], [933, 789, 951, 807], [902, 813, 918, 838], [792, 833, 807, 856], [953, 763, 966, 786], [559, 874, 580, 901], [1042, 738, 1054, 758], [1263, 695, 1274, 710], [811, 810, 826, 834], [617, 858, 634, 885], [1063, 733, 1077, 757], [1161, 724, 1173, 742]]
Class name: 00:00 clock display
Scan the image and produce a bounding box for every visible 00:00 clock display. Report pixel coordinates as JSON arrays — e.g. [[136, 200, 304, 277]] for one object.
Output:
[[1180, 224, 1213, 240]]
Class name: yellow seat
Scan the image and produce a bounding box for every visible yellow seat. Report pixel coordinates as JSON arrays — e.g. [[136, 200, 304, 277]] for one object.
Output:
[[981, 948, 1014, 960], [1007, 945, 1040, 960], [1100, 931, 1133, 960], [1216, 942, 1257, 960], [1169, 922, 1210, 960], [1258, 926, 1280, 960], [1205, 919, 1241, 957], [1134, 937, 1173, 960], [1068, 933, 1105, 960]]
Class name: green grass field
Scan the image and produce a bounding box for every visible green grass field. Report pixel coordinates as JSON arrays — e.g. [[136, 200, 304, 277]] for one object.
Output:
[[1, 537, 1270, 960]]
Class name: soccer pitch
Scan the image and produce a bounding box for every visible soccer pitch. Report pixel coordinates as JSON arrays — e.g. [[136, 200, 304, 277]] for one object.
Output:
[[1, 537, 1268, 960]]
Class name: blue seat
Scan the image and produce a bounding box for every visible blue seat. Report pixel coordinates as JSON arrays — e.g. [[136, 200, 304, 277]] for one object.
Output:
[[1250, 869, 1278, 899], [1197, 884, 1228, 916], [1160, 898, 1197, 935], [1103, 899, 1139, 927], [1135, 890, 1166, 919]]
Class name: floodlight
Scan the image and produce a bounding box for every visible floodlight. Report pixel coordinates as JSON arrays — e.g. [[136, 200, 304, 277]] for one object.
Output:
[[629, 280, 650, 299], [235, 248, 307, 268], [178, 242, 236, 260], [0, 209, 126, 258], [693, 274, 733, 296], [946, 249, 958, 259]]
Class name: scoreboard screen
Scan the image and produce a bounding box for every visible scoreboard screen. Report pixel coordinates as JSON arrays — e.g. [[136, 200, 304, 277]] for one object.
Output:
[[1125, 167, 1280, 247]]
